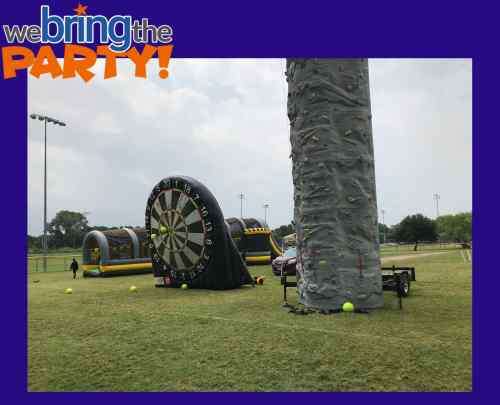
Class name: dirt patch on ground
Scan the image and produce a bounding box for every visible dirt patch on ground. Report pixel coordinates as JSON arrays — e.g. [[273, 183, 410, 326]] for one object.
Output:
[[382, 251, 449, 263]]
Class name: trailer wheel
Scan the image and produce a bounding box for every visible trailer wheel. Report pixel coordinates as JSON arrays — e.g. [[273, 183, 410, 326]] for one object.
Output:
[[398, 273, 411, 297]]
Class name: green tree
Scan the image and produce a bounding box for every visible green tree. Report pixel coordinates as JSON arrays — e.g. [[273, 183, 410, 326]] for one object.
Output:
[[48, 210, 89, 248], [272, 223, 295, 243], [436, 212, 472, 242], [393, 214, 437, 243], [378, 223, 390, 243], [27, 235, 42, 252]]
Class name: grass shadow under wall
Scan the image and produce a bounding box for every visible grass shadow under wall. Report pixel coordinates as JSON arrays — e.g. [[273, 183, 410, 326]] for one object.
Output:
[[28, 250, 471, 391]]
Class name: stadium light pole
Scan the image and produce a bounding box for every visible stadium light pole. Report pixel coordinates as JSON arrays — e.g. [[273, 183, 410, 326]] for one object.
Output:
[[238, 193, 245, 218], [381, 209, 386, 244], [29, 113, 67, 272], [263, 203, 269, 224], [433, 193, 440, 218]]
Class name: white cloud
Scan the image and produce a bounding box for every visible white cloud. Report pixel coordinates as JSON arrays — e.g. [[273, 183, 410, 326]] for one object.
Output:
[[28, 58, 471, 235]]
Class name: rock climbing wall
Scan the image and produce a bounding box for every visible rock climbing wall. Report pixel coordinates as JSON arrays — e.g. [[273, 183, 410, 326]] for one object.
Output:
[[286, 59, 383, 310]]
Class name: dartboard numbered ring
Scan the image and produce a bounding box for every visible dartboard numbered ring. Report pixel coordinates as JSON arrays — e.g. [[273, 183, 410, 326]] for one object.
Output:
[[145, 177, 216, 283]]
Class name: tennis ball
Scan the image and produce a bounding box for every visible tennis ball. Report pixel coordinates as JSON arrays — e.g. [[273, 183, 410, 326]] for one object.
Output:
[[129, 285, 138, 292], [151, 233, 157, 240], [181, 283, 188, 290], [342, 302, 354, 312], [159, 225, 167, 234], [64, 288, 73, 294]]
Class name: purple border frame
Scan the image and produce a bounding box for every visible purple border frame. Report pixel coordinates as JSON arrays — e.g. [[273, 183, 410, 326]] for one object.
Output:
[[1, 0, 488, 402]]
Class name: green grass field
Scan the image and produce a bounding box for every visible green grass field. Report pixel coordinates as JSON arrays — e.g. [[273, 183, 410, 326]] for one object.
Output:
[[380, 243, 462, 256], [28, 250, 471, 392]]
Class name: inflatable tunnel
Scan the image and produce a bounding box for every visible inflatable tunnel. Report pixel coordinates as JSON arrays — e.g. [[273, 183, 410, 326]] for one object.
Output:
[[81, 228, 152, 277], [225, 217, 283, 265]]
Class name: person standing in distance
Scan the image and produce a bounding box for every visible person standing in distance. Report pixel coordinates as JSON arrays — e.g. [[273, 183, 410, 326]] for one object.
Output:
[[70, 257, 79, 279]]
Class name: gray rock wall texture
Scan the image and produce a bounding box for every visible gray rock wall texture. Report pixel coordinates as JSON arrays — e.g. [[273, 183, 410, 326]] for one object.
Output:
[[286, 59, 383, 310]]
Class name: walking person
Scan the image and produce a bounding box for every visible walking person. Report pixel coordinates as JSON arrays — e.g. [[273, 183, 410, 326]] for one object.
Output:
[[70, 257, 79, 279]]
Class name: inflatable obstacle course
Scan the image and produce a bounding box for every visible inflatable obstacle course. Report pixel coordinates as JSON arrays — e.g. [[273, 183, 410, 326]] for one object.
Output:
[[145, 176, 253, 289], [81, 228, 152, 277], [225, 218, 283, 264], [81, 192, 283, 277]]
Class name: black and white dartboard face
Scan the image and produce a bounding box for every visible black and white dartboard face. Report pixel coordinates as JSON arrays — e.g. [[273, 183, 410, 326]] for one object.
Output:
[[145, 177, 215, 283]]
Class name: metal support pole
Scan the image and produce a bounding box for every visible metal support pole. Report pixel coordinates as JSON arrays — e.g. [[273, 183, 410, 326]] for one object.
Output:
[[433, 193, 440, 218], [29, 113, 66, 272], [238, 193, 244, 218], [381, 209, 386, 244], [43, 118, 48, 272]]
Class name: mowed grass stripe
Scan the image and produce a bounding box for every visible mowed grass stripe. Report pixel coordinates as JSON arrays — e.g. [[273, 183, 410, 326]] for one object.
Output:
[[28, 251, 471, 391]]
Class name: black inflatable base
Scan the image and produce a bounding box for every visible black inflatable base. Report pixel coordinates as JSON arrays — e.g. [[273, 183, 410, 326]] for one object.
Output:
[[146, 176, 254, 290]]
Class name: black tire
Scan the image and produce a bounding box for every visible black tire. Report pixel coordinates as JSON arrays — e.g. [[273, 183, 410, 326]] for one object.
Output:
[[398, 273, 411, 297]]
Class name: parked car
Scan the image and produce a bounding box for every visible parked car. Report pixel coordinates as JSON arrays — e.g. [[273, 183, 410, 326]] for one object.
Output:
[[271, 247, 297, 276]]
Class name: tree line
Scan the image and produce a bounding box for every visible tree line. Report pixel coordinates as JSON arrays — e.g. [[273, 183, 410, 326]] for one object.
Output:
[[272, 212, 472, 245], [28, 210, 472, 252], [28, 210, 141, 252]]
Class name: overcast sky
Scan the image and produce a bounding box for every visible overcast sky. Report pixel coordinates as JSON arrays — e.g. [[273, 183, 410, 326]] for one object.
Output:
[[27, 58, 472, 235]]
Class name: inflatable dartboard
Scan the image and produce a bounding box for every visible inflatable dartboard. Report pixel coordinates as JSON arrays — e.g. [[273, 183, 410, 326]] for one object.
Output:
[[145, 176, 253, 290]]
